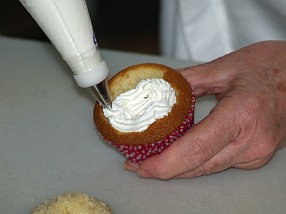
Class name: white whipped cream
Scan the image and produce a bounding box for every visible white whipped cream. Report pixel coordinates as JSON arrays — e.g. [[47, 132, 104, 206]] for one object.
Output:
[[103, 78, 176, 132]]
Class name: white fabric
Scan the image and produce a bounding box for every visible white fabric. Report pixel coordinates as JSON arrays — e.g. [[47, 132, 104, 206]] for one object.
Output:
[[160, 0, 286, 62]]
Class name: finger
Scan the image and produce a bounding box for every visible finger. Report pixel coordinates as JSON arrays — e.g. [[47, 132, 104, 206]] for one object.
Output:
[[234, 155, 273, 170], [176, 142, 238, 178], [177, 131, 278, 178], [177, 61, 234, 97], [137, 98, 241, 179], [123, 130, 237, 176], [177, 161, 228, 179], [233, 139, 276, 170], [176, 130, 271, 179]]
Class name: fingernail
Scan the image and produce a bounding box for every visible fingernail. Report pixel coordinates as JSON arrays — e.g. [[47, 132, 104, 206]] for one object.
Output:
[[124, 161, 139, 172]]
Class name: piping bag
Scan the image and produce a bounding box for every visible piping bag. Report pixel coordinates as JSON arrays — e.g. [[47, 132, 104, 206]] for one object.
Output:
[[19, 0, 112, 108]]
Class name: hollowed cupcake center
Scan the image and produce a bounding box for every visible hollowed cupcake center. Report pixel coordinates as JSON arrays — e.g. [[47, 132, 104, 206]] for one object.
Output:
[[103, 78, 176, 132]]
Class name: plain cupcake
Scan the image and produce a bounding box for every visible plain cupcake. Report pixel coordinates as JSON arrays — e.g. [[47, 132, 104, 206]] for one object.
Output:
[[30, 192, 112, 214]]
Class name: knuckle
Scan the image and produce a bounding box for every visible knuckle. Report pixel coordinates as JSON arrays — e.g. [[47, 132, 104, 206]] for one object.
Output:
[[256, 138, 277, 158], [203, 158, 230, 175], [155, 168, 173, 180], [197, 165, 208, 176], [205, 160, 220, 174], [234, 137, 277, 169], [236, 98, 259, 124], [234, 155, 272, 169], [150, 162, 174, 180], [182, 139, 212, 169]]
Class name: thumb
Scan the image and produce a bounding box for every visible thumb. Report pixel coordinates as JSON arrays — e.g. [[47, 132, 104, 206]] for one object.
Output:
[[137, 98, 240, 179]]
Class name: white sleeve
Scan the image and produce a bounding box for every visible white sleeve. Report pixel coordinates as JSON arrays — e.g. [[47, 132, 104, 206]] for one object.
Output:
[[160, 0, 286, 62]]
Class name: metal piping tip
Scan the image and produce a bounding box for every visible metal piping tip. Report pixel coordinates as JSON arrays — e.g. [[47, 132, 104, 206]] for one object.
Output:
[[91, 79, 112, 108]]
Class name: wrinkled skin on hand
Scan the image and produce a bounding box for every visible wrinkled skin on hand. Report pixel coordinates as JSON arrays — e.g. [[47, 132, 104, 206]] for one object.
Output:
[[125, 41, 286, 179]]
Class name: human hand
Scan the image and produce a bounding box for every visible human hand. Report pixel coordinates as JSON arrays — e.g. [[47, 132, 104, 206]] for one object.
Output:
[[124, 41, 286, 179]]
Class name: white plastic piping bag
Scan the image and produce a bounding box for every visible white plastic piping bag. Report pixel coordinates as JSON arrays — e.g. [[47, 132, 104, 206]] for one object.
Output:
[[19, 0, 109, 88]]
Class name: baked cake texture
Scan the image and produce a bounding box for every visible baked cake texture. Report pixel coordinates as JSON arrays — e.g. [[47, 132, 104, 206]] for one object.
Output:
[[30, 192, 112, 214]]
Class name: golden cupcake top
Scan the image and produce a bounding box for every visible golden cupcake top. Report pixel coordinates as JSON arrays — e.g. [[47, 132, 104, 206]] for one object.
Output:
[[94, 63, 194, 145]]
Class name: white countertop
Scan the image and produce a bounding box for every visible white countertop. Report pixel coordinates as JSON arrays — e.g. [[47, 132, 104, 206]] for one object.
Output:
[[0, 36, 285, 214]]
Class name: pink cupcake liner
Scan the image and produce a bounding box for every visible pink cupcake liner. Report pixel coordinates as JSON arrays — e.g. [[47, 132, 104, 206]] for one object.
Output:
[[107, 90, 196, 163]]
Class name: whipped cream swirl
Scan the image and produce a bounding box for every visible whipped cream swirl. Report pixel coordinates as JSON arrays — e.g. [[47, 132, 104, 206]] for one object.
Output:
[[103, 78, 176, 132]]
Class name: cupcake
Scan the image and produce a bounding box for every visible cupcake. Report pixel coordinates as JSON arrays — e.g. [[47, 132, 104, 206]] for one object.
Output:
[[30, 192, 112, 214], [94, 63, 195, 163]]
